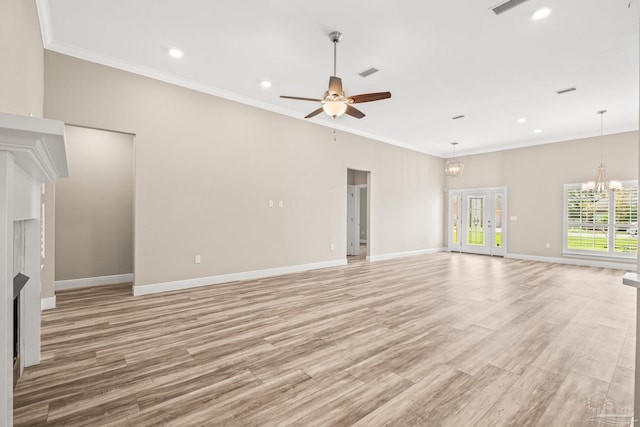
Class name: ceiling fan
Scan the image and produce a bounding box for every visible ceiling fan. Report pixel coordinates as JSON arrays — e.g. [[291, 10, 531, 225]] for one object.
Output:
[[280, 31, 391, 119]]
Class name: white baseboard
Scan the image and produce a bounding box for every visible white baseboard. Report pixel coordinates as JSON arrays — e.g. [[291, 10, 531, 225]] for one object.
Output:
[[505, 253, 637, 271], [55, 273, 134, 291], [368, 247, 446, 262], [133, 259, 347, 296], [41, 296, 56, 310]]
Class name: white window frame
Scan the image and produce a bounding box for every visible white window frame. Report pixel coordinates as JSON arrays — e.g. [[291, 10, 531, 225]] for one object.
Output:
[[563, 181, 638, 261]]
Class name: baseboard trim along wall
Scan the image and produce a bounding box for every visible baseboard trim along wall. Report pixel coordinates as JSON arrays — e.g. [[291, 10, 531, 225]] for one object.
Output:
[[367, 247, 446, 262], [41, 296, 56, 310], [55, 273, 135, 291], [133, 259, 348, 296], [506, 253, 637, 271]]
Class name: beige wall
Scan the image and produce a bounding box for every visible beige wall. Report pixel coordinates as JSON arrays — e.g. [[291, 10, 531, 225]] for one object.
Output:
[[0, 0, 43, 118], [0, 0, 57, 299], [445, 131, 639, 258], [44, 51, 444, 287], [55, 126, 134, 281]]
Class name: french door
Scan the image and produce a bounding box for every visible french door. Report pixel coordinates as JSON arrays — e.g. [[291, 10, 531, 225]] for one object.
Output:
[[448, 188, 506, 256]]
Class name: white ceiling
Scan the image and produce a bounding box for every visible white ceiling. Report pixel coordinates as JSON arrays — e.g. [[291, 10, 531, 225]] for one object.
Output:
[[37, 0, 639, 157]]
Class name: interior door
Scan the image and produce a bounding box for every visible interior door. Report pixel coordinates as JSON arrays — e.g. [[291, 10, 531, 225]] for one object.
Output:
[[346, 185, 359, 255], [449, 188, 507, 256]]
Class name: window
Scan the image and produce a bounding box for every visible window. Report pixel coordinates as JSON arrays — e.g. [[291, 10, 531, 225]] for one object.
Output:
[[564, 182, 638, 258]]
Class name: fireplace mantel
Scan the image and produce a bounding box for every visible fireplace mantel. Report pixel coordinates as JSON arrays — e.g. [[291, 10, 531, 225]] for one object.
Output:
[[0, 113, 68, 182], [0, 112, 68, 426]]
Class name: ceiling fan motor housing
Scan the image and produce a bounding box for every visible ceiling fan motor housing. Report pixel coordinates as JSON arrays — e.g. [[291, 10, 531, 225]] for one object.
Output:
[[328, 31, 342, 43]]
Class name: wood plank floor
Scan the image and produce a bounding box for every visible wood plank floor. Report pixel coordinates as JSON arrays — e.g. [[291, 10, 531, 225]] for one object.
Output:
[[13, 253, 636, 426]]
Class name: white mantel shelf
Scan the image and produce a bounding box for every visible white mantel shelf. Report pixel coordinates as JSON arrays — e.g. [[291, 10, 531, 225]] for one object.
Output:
[[623, 272, 640, 289], [0, 113, 69, 182]]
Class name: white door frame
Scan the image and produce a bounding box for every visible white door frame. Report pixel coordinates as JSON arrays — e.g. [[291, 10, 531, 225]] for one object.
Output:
[[448, 187, 507, 256]]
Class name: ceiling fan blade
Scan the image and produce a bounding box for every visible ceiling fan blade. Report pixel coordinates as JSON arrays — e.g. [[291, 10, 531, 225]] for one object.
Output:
[[328, 76, 343, 96], [280, 95, 322, 102], [345, 105, 365, 119], [304, 107, 324, 119], [349, 92, 392, 104]]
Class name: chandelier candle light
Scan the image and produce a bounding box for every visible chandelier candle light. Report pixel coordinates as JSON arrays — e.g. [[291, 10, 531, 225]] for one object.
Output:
[[445, 142, 464, 176], [581, 110, 622, 192]]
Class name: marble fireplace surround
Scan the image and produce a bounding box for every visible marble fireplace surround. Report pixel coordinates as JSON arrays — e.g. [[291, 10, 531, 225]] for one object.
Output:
[[0, 113, 68, 425]]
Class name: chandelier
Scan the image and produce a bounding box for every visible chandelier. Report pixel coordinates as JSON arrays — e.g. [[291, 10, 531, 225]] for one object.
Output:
[[445, 142, 464, 177], [581, 110, 622, 192]]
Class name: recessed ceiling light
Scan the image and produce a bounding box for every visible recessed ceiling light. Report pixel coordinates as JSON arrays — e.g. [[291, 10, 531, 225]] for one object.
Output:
[[534, 129, 542, 134], [260, 80, 272, 89], [532, 7, 551, 20], [517, 118, 526, 123], [168, 48, 183, 59]]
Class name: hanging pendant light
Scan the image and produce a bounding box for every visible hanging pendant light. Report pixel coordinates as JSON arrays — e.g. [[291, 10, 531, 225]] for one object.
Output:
[[581, 110, 622, 192], [445, 142, 464, 177]]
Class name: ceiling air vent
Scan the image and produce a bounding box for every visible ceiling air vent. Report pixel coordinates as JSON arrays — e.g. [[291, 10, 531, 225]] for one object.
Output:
[[556, 87, 577, 95], [357, 67, 379, 78], [491, 0, 530, 15], [452, 115, 466, 120]]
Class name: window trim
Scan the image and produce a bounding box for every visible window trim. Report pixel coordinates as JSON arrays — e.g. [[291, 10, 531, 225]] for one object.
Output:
[[563, 181, 638, 261]]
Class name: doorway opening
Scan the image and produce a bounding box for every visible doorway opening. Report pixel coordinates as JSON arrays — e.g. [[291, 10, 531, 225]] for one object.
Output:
[[55, 125, 135, 290], [448, 187, 507, 256], [347, 169, 370, 263]]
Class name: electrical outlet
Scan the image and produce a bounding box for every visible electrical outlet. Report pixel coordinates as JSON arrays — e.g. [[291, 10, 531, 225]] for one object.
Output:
[[330, 243, 335, 251], [545, 243, 551, 249], [194, 255, 201, 264]]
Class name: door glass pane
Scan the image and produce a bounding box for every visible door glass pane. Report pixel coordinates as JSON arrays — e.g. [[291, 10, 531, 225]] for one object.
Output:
[[467, 196, 485, 246], [495, 193, 503, 248], [452, 195, 459, 244]]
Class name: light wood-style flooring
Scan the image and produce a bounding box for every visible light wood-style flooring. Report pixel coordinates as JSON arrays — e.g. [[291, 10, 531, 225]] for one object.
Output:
[[14, 253, 637, 426]]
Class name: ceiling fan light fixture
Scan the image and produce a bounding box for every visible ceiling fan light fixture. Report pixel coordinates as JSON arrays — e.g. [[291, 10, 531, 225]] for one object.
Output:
[[280, 31, 391, 120], [322, 101, 347, 118]]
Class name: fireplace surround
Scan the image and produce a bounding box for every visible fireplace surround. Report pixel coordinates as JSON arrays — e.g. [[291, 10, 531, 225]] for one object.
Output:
[[0, 113, 68, 425]]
